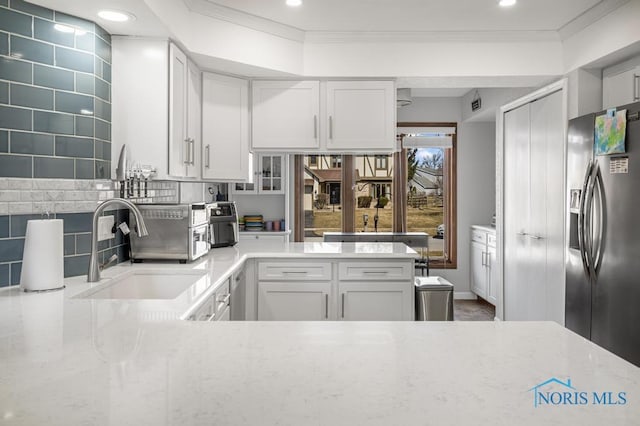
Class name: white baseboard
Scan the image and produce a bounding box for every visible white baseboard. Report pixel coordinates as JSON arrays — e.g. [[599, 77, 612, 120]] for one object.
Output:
[[454, 292, 477, 300]]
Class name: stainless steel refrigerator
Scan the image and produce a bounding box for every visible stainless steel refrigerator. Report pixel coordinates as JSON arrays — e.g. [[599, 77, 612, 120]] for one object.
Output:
[[566, 101, 640, 367]]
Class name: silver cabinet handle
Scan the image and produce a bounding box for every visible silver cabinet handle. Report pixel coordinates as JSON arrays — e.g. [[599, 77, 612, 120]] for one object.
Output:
[[362, 270, 388, 274], [528, 234, 543, 240], [282, 270, 308, 274], [314, 115, 318, 139], [487, 253, 491, 268], [325, 293, 328, 319], [516, 231, 528, 236], [183, 138, 190, 165], [481, 251, 486, 267], [190, 139, 196, 165], [341, 293, 345, 318], [205, 144, 210, 168], [217, 293, 231, 305], [329, 116, 334, 139], [634, 74, 639, 101]]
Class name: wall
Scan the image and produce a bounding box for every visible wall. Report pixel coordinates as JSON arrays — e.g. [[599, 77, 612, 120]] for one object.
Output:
[[0, 0, 116, 286], [398, 97, 496, 298]]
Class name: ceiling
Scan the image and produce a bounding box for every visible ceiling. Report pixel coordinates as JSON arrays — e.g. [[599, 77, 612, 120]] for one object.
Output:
[[202, 0, 606, 33]]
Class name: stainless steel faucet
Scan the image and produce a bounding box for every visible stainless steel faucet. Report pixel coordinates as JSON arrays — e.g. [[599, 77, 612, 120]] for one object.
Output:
[[87, 198, 149, 282]]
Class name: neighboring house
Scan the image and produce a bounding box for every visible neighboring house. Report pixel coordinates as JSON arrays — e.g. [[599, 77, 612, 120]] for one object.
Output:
[[304, 154, 393, 209], [410, 166, 443, 196]]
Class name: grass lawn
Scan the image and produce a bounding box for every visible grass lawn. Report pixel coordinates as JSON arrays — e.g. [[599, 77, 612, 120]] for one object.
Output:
[[310, 206, 443, 236]]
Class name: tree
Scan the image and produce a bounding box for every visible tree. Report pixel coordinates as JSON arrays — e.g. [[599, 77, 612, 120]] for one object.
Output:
[[421, 149, 444, 170], [407, 148, 418, 182]]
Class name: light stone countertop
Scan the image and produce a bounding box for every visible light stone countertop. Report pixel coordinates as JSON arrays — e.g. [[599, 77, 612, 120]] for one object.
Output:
[[1, 241, 638, 425]]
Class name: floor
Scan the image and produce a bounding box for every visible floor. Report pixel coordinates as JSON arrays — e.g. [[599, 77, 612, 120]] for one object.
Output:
[[454, 299, 496, 321]]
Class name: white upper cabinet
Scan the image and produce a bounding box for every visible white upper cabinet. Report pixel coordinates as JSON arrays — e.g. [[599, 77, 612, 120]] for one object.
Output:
[[251, 80, 396, 153], [201, 73, 250, 181], [602, 64, 640, 110], [325, 81, 396, 151], [252, 81, 320, 150], [168, 44, 200, 179], [112, 38, 201, 180]]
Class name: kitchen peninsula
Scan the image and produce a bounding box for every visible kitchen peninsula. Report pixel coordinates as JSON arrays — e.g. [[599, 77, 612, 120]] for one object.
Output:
[[0, 240, 639, 425]]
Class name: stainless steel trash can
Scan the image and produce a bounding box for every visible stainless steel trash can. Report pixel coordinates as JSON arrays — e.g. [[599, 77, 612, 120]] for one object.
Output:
[[415, 276, 454, 321]]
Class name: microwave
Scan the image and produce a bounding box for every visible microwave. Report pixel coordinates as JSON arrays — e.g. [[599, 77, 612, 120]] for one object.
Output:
[[130, 204, 209, 262]]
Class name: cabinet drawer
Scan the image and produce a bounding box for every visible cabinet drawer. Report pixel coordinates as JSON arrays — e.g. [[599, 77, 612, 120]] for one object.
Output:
[[487, 233, 496, 248], [258, 262, 332, 281], [338, 261, 412, 281], [471, 230, 487, 244], [214, 277, 231, 313], [239, 233, 288, 242]]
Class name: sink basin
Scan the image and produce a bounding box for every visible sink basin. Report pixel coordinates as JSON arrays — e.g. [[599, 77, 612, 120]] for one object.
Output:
[[74, 270, 208, 300]]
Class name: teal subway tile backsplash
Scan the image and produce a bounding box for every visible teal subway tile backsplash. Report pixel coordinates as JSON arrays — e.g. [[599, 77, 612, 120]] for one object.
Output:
[[0, 2, 114, 280]]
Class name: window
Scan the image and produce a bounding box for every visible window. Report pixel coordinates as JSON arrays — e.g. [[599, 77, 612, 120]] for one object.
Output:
[[301, 154, 343, 241], [331, 155, 342, 168], [309, 155, 317, 167], [374, 155, 388, 170], [400, 122, 457, 268]]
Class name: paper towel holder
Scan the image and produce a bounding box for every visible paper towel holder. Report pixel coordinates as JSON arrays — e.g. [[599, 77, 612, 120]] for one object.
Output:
[[21, 218, 66, 292]]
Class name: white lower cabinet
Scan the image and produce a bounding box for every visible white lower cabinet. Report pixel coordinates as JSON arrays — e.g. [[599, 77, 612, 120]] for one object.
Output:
[[258, 282, 331, 320], [239, 233, 289, 242], [338, 282, 412, 321], [470, 227, 497, 306], [255, 259, 414, 321]]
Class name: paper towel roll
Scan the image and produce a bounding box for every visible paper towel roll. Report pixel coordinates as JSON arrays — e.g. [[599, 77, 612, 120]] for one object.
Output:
[[20, 219, 65, 292]]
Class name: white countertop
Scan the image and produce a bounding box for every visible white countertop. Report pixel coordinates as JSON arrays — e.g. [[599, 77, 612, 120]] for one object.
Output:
[[472, 224, 496, 233], [0, 241, 638, 425]]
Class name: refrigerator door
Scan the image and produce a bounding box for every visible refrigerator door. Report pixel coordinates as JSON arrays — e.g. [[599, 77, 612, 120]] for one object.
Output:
[[591, 102, 640, 366], [565, 113, 595, 340]]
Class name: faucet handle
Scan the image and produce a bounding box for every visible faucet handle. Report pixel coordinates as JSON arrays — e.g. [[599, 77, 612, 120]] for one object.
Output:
[[100, 254, 118, 271]]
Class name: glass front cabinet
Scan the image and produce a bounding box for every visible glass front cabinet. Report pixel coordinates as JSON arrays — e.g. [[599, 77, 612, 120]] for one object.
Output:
[[232, 154, 286, 195]]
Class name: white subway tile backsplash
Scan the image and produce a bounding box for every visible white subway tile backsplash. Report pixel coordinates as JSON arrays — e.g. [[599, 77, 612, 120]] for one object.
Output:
[[8, 179, 34, 190], [32, 179, 76, 190], [0, 203, 8, 215], [64, 191, 86, 201], [0, 192, 21, 202], [9, 203, 34, 215], [45, 191, 64, 201], [33, 201, 55, 215], [20, 191, 44, 202]]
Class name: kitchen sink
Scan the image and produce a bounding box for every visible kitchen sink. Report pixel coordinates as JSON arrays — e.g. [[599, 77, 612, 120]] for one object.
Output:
[[74, 270, 208, 300]]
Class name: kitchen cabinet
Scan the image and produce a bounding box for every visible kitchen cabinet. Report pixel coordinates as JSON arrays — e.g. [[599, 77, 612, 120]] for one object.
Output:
[[232, 154, 286, 194], [258, 282, 331, 320], [201, 73, 250, 181], [503, 89, 564, 322], [239, 232, 290, 242], [255, 259, 414, 321], [325, 81, 396, 151], [112, 38, 201, 180], [469, 227, 497, 305], [187, 276, 231, 321], [252, 81, 320, 150], [602, 60, 640, 109], [251, 80, 396, 152], [169, 43, 201, 178]]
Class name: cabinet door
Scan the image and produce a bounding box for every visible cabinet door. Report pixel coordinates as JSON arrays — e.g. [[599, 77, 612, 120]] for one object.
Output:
[[326, 81, 395, 151], [258, 282, 331, 320], [487, 245, 497, 306], [470, 240, 487, 300], [602, 66, 640, 109], [168, 43, 188, 177], [202, 73, 250, 181], [259, 154, 285, 194], [338, 282, 412, 321], [252, 81, 320, 150], [185, 61, 201, 178]]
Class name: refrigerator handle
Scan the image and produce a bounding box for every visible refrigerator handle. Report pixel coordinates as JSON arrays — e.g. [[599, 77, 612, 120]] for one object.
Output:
[[584, 161, 600, 280], [578, 161, 593, 279], [592, 164, 606, 278]]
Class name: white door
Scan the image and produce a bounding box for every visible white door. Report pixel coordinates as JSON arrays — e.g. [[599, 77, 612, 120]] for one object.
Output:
[[252, 81, 320, 150], [504, 102, 532, 321], [258, 282, 331, 320], [168, 43, 188, 177], [326, 81, 395, 151], [338, 282, 411, 321], [470, 241, 487, 300], [185, 61, 201, 178], [201, 73, 249, 181]]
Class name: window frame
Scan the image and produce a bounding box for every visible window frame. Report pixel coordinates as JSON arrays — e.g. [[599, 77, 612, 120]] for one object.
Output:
[[374, 155, 388, 170]]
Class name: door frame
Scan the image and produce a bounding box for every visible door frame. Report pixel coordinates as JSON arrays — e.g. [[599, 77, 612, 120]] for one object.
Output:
[[496, 79, 568, 321]]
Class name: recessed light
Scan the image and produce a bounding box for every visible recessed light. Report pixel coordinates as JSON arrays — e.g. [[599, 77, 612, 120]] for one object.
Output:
[[498, 0, 516, 6], [286, 0, 302, 7], [97, 10, 135, 22]]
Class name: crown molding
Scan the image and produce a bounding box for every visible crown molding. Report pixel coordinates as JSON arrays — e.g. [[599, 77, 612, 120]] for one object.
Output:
[[558, 0, 630, 40], [304, 31, 561, 44], [183, 0, 305, 43]]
